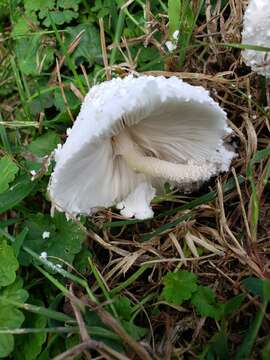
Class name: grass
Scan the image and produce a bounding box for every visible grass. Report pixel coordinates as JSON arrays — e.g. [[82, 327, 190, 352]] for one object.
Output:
[[0, 0, 270, 359]]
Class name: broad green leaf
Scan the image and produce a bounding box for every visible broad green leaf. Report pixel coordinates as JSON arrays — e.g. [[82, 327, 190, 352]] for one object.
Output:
[[15, 36, 54, 75], [0, 334, 13, 359], [0, 278, 28, 304], [73, 246, 92, 274], [114, 296, 133, 321], [0, 239, 19, 287], [0, 175, 36, 214], [121, 320, 147, 341], [113, 296, 146, 340], [42, 10, 78, 27], [29, 91, 54, 115], [21, 212, 85, 266], [0, 305, 25, 330], [191, 286, 220, 320], [0, 0, 9, 20], [27, 131, 61, 157], [137, 47, 164, 71], [12, 17, 31, 37], [53, 87, 80, 112], [58, 0, 80, 10], [64, 24, 102, 66], [0, 156, 19, 194], [24, 0, 55, 13], [162, 271, 198, 305], [14, 300, 47, 360], [0, 279, 28, 358]]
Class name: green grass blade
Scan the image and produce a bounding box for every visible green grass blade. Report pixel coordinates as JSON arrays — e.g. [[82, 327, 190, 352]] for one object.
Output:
[[168, 0, 180, 38], [0, 113, 12, 153], [246, 149, 270, 241], [234, 301, 268, 360], [110, 265, 149, 295], [110, 9, 125, 66]]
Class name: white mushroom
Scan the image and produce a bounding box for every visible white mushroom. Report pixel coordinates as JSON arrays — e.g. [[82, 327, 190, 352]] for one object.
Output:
[[242, 0, 270, 77], [48, 75, 234, 220]]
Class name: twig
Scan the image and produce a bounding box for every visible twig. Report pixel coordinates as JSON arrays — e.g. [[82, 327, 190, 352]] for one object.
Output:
[[70, 284, 92, 360], [99, 18, 111, 80], [56, 58, 74, 122], [52, 339, 130, 360]]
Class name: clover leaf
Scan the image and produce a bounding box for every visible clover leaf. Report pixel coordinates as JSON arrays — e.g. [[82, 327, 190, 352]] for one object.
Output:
[[162, 271, 198, 305]]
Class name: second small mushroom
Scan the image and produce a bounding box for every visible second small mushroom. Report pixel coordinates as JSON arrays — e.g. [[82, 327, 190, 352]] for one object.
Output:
[[48, 75, 235, 219], [241, 0, 270, 77]]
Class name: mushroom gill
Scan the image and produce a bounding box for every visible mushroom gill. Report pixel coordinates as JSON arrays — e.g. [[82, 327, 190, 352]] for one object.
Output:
[[113, 130, 217, 183]]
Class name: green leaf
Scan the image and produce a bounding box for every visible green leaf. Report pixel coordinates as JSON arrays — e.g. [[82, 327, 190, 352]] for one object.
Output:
[[64, 24, 102, 66], [0, 278, 28, 358], [0, 278, 28, 304], [24, 0, 55, 13], [162, 271, 198, 305], [65, 335, 81, 360], [191, 286, 220, 320], [53, 87, 80, 112], [73, 246, 92, 274], [15, 36, 39, 75], [0, 239, 19, 287], [234, 303, 267, 360], [121, 320, 147, 341], [14, 299, 47, 360], [261, 340, 270, 360], [15, 35, 54, 75], [0, 156, 19, 194], [58, 0, 80, 11], [0, 175, 36, 214], [21, 212, 85, 266], [12, 17, 32, 37], [219, 294, 245, 319], [0, 334, 14, 359], [84, 309, 124, 352], [199, 331, 229, 360], [29, 91, 54, 115], [113, 296, 147, 340], [13, 228, 29, 258], [243, 277, 270, 302], [246, 148, 270, 240], [42, 10, 78, 27], [27, 131, 61, 157], [114, 296, 133, 321]]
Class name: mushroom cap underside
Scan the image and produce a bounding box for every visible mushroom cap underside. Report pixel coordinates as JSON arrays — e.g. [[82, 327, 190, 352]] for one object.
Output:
[[48, 75, 232, 216]]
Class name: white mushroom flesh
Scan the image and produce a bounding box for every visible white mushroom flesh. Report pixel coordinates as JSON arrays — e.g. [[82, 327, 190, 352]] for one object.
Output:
[[242, 0, 270, 77]]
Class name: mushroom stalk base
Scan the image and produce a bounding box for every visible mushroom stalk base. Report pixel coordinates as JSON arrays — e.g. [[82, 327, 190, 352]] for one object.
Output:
[[115, 132, 216, 183]]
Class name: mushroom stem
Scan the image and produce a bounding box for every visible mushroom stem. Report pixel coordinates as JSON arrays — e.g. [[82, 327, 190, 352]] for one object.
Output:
[[115, 131, 216, 183]]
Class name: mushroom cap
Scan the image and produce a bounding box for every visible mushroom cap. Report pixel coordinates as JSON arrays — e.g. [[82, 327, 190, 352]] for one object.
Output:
[[242, 0, 270, 77], [48, 75, 233, 218]]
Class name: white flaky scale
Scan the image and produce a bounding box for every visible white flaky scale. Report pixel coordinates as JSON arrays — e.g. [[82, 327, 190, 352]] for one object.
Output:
[[48, 75, 235, 220], [42, 231, 50, 239], [242, 0, 270, 77]]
